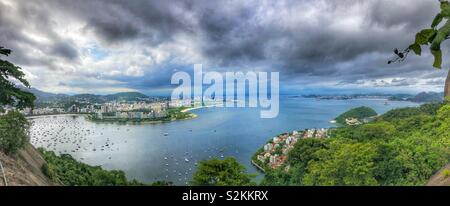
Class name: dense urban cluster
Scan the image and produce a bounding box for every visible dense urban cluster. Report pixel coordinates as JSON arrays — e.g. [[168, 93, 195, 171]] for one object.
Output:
[[94, 102, 171, 120], [0, 99, 197, 121], [254, 128, 330, 170]]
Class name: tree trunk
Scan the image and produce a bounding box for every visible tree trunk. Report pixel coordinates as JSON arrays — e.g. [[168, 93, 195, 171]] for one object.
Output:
[[445, 69, 450, 99]]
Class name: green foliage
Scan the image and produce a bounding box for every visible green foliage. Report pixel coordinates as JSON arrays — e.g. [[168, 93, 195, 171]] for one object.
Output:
[[39, 149, 145, 186], [415, 29, 436, 45], [191, 157, 256, 186], [261, 103, 450, 186], [166, 107, 193, 120], [406, 1, 450, 69], [418, 102, 444, 115], [432, 13, 443, 28], [379, 107, 423, 122], [303, 139, 379, 186], [334, 106, 377, 125], [409, 43, 422, 55], [286, 139, 327, 183], [332, 121, 396, 142], [442, 169, 450, 178], [378, 103, 442, 122], [372, 143, 405, 185], [0, 111, 30, 154], [260, 168, 292, 186], [0, 46, 36, 108], [358, 122, 396, 141], [103, 92, 149, 102], [431, 49, 443, 68]]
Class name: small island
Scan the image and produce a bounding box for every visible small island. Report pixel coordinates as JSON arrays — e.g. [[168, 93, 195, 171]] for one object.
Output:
[[334, 106, 378, 126]]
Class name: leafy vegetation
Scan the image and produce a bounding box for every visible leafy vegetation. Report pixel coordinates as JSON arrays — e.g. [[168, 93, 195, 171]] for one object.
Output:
[[39, 149, 146, 186], [334, 106, 377, 124], [166, 107, 194, 120], [302, 139, 379, 186], [0, 47, 36, 109], [0, 47, 34, 154], [191, 157, 256, 186], [0, 111, 30, 154], [260, 103, 450, 186], [378, 103, 442, 122], [442, 169, 450, 178], [389, 1, 450, 98]]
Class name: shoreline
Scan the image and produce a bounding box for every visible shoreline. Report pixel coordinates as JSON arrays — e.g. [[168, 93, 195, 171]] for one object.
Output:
[[26, 108, 198, 125], [27, 113, 89, 119], [180, 104, 224, 113], [85, 113, 197, 125]]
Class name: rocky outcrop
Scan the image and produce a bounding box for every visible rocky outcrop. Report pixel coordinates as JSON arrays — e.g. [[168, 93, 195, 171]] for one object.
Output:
[[0, 144, 56, 186]]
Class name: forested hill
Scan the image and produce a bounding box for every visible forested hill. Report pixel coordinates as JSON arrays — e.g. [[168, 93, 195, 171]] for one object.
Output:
[[18, 86, 152, 103], [68, 92, 150, 103], [17, 87, 165, 108], [407, 92, 444, 103], [262, 103, 450, 186], [334, 106, 378, 125]]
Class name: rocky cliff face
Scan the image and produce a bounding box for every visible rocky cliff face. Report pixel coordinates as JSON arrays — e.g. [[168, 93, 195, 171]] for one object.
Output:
[[0, 144, 56, 186], [427, 163, 450, 186]]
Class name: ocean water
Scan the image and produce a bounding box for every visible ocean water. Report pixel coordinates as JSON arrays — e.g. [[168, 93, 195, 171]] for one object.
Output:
[[29, 97, 419, 185]]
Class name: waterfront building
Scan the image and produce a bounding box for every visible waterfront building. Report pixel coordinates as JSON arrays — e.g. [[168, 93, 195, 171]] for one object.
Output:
[[264, 143, 273, 152], [345, 118, 361, 125], [257, 155, 266, 162]]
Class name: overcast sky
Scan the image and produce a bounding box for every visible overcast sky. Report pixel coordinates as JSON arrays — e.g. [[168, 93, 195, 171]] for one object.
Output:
[[0, 0, 448, 95]]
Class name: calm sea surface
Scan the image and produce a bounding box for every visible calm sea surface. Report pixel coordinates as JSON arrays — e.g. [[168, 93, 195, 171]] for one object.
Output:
[[29, 97, 419, 185]]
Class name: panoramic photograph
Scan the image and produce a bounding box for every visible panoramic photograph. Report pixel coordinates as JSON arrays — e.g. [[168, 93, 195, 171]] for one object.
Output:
[[0, 0, 449, 199]]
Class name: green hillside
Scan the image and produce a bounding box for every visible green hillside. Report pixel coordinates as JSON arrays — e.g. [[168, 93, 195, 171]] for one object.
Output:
[[261, 103, 450, 186], [104, 92, 149, 101], [335, 106, 378, 125]]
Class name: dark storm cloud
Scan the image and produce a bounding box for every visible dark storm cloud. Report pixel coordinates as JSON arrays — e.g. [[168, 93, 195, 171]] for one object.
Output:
[[0, 0, 80, 68], [181, 0, 443, 84], [42, 0, 195, 45], [86, 19, 140, 42], [50, 41, 79, 61], [0, 0, 447, 93]]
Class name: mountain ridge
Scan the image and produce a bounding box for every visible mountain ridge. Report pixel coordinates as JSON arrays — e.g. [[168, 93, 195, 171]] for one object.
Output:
[[18, 87, 151, 103]]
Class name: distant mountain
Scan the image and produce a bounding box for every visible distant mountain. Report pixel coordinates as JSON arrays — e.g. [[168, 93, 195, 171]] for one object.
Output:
[[104, 92, 149, 102], [69, 94, 104, 103], [17, 86, 68, 102], [66, 92, 150, 103], [18, 87, 151, 103], [302, 92, 445, 103], [407, 92, 444, 103], [68, 92, 151, 103]]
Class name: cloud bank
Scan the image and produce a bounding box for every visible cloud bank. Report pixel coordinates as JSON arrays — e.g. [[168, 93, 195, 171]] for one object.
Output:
[[0, 0, 448, 94]]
